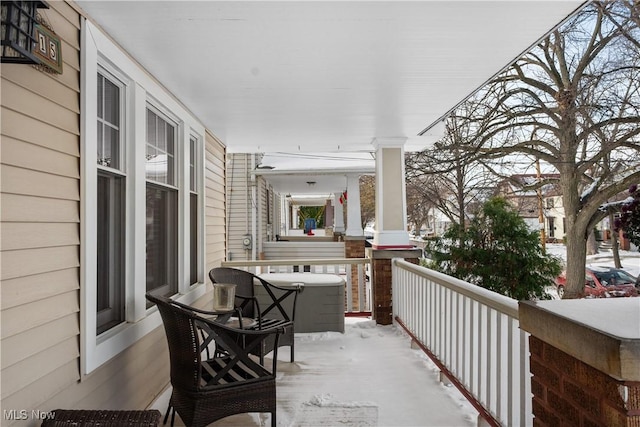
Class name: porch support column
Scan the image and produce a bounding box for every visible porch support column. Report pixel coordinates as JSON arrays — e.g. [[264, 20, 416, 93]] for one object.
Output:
[[344, 174, 363, 237], [372, 137, 411, 249], [292, 205, 299, 230], [282, 196, 291, 236], [369, 137, 419, 324], [333, 192, 345, 234], [343, 175, 366, 311]]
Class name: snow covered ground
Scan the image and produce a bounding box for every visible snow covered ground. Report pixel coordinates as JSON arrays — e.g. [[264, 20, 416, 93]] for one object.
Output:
[[150, 317, 480, 426]]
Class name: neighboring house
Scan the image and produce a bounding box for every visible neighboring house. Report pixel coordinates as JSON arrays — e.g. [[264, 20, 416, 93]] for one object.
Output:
[[226, 153, 345, 261], [1, 3, 225, 422], [495, 174, 565, 241], [226, 153, 283, 262]]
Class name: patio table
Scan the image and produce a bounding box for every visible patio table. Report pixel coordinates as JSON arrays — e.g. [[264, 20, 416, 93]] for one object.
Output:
[[258, 273, 345, 333]]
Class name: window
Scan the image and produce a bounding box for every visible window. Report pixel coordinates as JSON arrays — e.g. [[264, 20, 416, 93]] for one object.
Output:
[[96, 70, 126, 335], [189, 135, 199, 285], [546, 198, 555, 209], [146, 107, 178, 300], [82, 20, 206, 374]]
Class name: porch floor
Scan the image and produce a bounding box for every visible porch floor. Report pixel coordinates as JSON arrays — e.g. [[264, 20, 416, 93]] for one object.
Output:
[[149, 317, 477, 426]]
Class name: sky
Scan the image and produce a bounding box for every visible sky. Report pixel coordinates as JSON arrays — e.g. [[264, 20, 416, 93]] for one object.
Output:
[[151, 245, 639, 426]]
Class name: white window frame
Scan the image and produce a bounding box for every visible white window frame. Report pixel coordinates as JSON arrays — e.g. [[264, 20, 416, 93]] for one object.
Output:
[[145, 101, 180, 299], [80, 19, 207, 375], [185, 134, 207, 286], [95, 67, 127, 334]]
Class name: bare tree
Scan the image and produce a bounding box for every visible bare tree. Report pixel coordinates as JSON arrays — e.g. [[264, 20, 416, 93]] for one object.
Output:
[[445, 1, 640, 298], [405, 176, 435, 234], [407, 107, 498, 233], [359, 175, 376, 228]]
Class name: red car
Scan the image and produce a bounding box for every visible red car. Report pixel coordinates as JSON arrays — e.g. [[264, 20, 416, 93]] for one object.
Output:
[[555, 267, 639, 299]]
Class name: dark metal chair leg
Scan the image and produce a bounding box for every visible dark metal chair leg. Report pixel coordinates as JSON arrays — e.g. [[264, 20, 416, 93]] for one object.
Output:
[[163, 402, 171, 425]]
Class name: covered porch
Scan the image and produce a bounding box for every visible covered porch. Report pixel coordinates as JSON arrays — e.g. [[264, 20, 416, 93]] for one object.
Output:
[[146, 257, 640, 426], [8, 2, 637, 427]]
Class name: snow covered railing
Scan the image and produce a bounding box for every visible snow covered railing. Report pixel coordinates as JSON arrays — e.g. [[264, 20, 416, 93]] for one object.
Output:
[[392, 259, 532, 427], [221, 258, 371, 313]]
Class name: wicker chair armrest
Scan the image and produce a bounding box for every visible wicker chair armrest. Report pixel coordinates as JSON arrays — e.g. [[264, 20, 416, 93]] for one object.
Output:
[[197, 315, 290, 337]]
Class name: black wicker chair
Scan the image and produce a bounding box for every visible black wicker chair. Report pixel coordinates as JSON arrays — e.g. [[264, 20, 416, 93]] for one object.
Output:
[[146, 293, 289, 427], [209, 267, 301, 363]]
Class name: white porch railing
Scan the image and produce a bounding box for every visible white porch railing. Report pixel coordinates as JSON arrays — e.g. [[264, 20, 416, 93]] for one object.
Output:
[[392, 259, 532, 427], [221, 258, 371, 313]]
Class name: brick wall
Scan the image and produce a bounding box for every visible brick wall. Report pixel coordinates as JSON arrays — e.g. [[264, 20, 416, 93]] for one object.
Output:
[[371, 254, 419, 325], [529, 335, 640, 427], [344, 238, 365, 310], [372, 258, 393, 324]]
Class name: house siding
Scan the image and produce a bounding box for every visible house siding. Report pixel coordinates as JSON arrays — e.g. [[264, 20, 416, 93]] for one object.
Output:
[[1, 1, 83, 422], [205, 130, 227, 272], [1, 2, 228, 424], [227, 153, 254, 261], [225, 153, 280, 261]]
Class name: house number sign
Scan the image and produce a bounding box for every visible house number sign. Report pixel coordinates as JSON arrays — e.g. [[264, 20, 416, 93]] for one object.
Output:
[[33, 23, 62, 73]]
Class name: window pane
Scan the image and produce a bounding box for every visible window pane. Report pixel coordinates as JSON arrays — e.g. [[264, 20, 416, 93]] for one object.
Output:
[[97, 122, 104, 164], [146, 107, 175, 186], [166, 154, 174, 186], [104, 78, 120, 124], [157, 121, 166, 152], [109, 126, 120, 169], [97, 72, 121, 171], [97, 172, 126, 334], [146, 184, 178, 300], [166, 124, 174, 154], [190, 193, 198, 285], [147, 109, 157, 144], [189, 137, 196, 192], [146, 146, 157, 182], [97, 75, 104, 118], [100, 125, 120, 169]]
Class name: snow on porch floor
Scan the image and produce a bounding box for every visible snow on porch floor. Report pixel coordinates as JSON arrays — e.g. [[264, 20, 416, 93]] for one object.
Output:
[[149, 317, 477, 426]]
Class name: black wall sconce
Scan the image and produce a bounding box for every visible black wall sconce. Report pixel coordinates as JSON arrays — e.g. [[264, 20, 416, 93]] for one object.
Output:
[[1, 1, 49, 65]]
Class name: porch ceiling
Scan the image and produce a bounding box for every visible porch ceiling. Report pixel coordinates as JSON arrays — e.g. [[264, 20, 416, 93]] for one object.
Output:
[[77, 1, 586, 158]]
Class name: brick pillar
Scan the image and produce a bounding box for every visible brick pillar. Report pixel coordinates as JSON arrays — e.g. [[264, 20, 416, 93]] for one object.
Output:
[[372, 257, 392, 324], [529, 336, 640, 427], [344, 237, 365, 311], [371, 248, 421, 325], [520, 300, 640, 427]]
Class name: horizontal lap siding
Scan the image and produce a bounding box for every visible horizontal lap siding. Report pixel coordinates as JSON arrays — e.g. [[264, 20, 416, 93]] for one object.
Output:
[[227, 153, 253, 261], [205, 131, 227, 272], [0, 1, 83, 422]]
